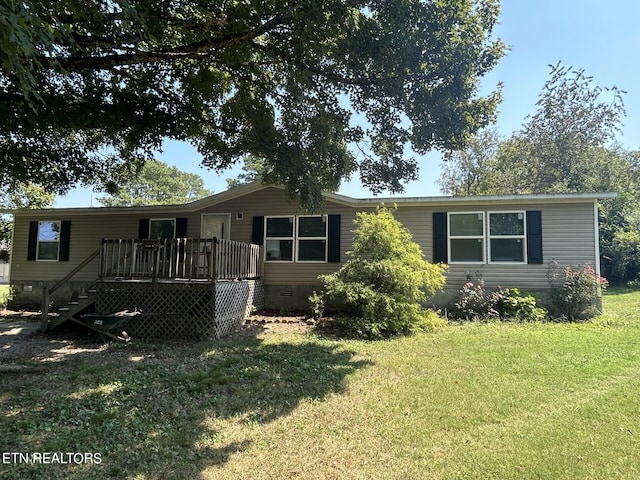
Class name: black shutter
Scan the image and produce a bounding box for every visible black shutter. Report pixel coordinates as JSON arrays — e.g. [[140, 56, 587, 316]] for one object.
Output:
[[59, 221, 71, 262], [327, 214, 341, 263], [176, 218, 188, 238], [526, 210, 543, 264], [27, 221, 38, 261], [433, 212, 448, 263], [252, 216, 264, 245], [138, 219, 150, 239]]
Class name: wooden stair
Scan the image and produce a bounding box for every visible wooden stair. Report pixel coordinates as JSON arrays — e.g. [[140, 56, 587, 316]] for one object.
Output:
[[40, 248, 100, 332], [46, 289, 98, 330]]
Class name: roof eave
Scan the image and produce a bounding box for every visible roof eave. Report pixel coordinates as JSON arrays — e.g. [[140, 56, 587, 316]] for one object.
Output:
[[340, 192, 618, 207], [2, 187, 617, 216]]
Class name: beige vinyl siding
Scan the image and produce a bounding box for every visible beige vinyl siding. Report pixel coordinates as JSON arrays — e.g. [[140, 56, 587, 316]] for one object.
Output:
[[11, 213, 144, 283], [439, 202, 596, 291], [199, 187, 367, 286], [9, 186, 598, 294]]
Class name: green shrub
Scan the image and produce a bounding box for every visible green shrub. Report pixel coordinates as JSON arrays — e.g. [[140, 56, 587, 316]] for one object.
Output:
[[333, 307, 446, 338], [490, 287, 547, 322], [454, 281, 497, 321], [320, 206, 447, 339], [453, 282, 546, 322], [548, 262, 608, 321], [601, 228, 640, 285], [0, 285, 11, 309], [308, 290, 325, 321]]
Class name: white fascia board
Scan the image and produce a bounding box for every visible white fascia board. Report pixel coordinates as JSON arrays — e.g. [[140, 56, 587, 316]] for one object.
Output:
[[340, 192, 618, 207]]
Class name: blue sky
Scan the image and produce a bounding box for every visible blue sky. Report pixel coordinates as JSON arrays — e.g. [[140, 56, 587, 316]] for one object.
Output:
[[56, 0, 640, 207]]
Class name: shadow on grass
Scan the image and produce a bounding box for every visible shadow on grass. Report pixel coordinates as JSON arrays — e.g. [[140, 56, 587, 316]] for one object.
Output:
[[0, 324, 372, 479]]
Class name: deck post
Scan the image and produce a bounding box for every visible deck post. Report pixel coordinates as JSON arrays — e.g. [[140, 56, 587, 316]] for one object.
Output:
[[211, 237, 218, 280], [40, 282, 50, 332]]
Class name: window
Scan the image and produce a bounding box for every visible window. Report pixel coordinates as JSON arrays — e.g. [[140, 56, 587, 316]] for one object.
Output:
[[434, 210, 541, 265], [37, 221, 61, 261], [149, 219, 175, 239], [448, 212, 484, 263], [265, 216, 294, 261], [297, 216, 327, 262], [254, 215, 340, 263], [489, 212, 526, 263], [263, 216, 329, 262]]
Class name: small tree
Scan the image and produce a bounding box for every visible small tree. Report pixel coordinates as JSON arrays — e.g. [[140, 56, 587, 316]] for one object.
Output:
[[320, 206, 447, 338], [1, 182, 55, 262], [97, 161, 212, 207]]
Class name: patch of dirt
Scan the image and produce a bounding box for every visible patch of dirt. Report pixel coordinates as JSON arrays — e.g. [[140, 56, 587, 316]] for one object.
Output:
[[0, 310, 108, 366], [0, 309, 322, 366], [234, 309, 319, 337]]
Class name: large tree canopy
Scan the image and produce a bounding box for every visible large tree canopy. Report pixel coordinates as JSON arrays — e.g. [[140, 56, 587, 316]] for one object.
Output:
[[439, 63, 628, 196], [1, 0, 505, 209]]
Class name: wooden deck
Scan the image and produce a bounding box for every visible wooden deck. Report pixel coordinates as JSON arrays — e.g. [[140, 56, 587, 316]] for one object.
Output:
[[43, 238, 265, 339], [99, 237, 263, 282]]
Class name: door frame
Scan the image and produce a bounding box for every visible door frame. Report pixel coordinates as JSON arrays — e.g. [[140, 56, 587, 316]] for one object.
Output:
[[200, 213, 232, 239]]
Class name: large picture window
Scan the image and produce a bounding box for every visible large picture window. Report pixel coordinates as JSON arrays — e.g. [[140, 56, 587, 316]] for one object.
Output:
[[37, 221, 61, 261], [448, 212, 484, 263], [489, 212, 526, 263], [297, 216, 327, 262]]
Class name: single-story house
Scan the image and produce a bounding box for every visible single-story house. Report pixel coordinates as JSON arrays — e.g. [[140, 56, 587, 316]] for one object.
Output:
[[4, 182, 614, 318]]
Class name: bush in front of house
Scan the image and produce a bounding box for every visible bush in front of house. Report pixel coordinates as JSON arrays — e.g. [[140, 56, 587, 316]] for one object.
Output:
[[454, 281, 497, 321], [0, 285, 11, 309], [453, 281, 546, 322], [491, 287, 547, 322], [319, 206, 447, 339], [548, 262, 608, 321]]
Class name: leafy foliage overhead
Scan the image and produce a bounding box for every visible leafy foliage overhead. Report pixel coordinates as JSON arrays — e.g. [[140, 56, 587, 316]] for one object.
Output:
[[1, 0, 505, 209]]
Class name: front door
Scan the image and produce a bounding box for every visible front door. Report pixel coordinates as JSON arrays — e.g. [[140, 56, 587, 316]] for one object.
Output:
[[201, 214, 230, 240]]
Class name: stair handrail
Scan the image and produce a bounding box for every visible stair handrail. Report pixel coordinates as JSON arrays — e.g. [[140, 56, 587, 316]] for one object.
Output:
[[48, 248, 101, 296], [41, 248, 100, 330]]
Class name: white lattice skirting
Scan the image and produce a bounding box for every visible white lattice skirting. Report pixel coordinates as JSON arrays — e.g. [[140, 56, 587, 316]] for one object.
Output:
[[94, 279, 264, 340], [214, 279, 264, 338]]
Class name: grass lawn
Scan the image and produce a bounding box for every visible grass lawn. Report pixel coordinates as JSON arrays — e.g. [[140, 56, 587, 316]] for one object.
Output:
[[1, 288, 640, 479]]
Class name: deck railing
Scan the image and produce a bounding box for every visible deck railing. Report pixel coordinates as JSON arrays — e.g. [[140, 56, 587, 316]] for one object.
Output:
[[99, 238, 263, 281]]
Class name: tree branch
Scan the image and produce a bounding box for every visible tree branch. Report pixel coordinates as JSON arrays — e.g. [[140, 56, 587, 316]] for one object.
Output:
[[42, 15, 287, 72]]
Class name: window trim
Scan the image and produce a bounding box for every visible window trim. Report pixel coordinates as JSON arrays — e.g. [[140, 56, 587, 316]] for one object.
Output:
[[264, 215, 295, 262], [487, 211, 527, 265], [263, 215, 330, 263], [36, 220, 61, 262], [149, 218, 176, 239], [296, 215, 328, 263], [447, 211, 485, 264]]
